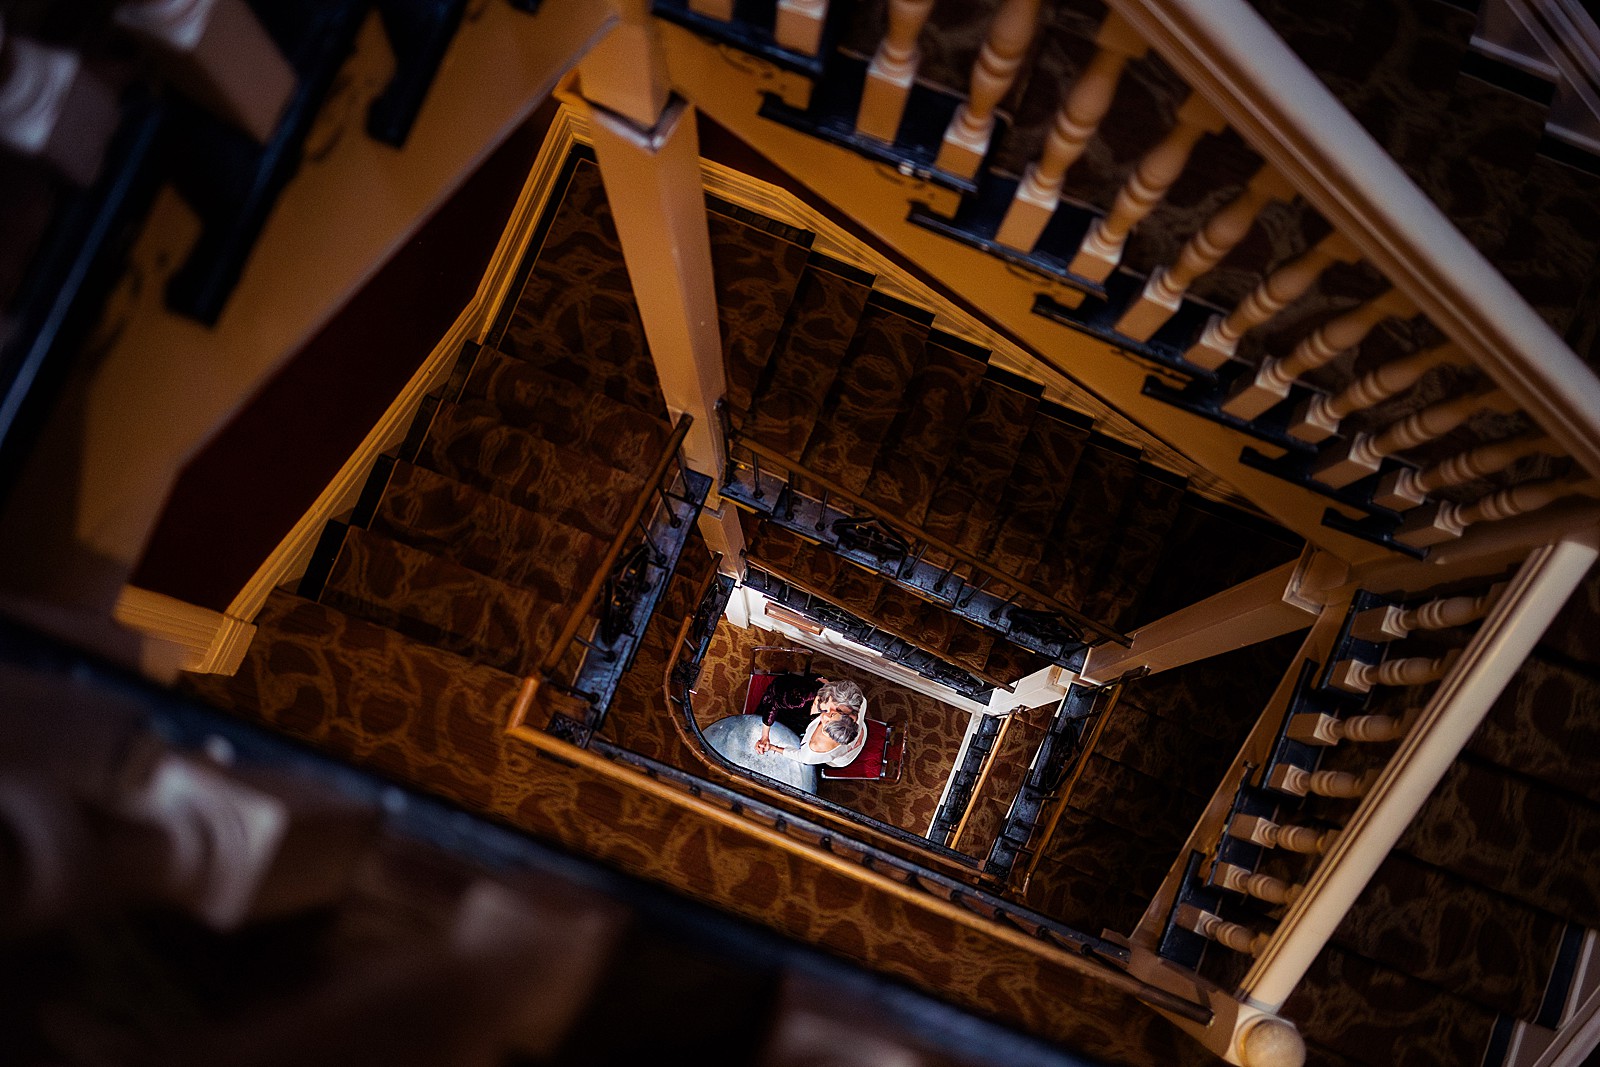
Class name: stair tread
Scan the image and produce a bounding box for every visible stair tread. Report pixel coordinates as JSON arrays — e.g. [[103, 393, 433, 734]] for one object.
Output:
[[921, 376, 1040, 552], [981, 410, 1092, 580], [1022, 805, 1165, 932], [801, 300, 930, 494], [709, 207, 813, 417], [746, 262, 874, 460], [179, 589, 523, 812], [1467, 652, 1600, 806], [1065, 754, 1209, 846], [461, 348, 671, 478], [1084, 471, 1187, 630], [1283, 944, 1498, 1067], [1400, 757, 1600, 929], [860, 334, 989, 525], [371, 460, 610, 605], [958, 715, 1047, 858], [496, 157, 664, 414], [417, 401, 646, 541], [1332, 850, 1564, 1022], [1032, 444, 1142, 608], [321, 525, 563, 676]]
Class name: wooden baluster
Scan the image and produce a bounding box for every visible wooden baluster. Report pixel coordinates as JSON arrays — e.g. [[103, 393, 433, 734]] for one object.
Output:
[[1068, 93, 1227, 284], [995, 11, 1146, 251], [1185, 232, 1362, 371], [115, 0, 296, 143], [1115, 165, 1295, 342], [1328, 650, 1458, 695], [1230, 814, 1338, 855], [1288, 711, 1407, 745], [1287, 343, 1467, 445], [1266, 765, 1375, 799], [1176, 903, 1270, 955], [1214, 862, 1303, 906], [1351, 585, 1503, 643], [935, 0, 1042, 179], [1222, 288, 1417, 421], [0, 33, 120, 186], [688, 0, 735, 20], [1397, 475, 1600, 549], [1374, 433, 1558, 511], [856, 0, 937, 142], [1314, 389, 1521, 489], [775, 0, 829, 55]]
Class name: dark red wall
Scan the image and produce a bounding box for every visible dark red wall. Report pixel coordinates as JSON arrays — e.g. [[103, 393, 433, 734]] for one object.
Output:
[[134, 100, 560, 609]]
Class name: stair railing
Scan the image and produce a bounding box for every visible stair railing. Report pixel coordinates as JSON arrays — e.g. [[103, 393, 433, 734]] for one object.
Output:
[[1163, 538, 1597, 1014], [935, 0, 1043, 179], [855, 0, 936, 142], [719, 421, 1129, 650], [1102, 0, 1600, 485], [525, 413, 701, 739]]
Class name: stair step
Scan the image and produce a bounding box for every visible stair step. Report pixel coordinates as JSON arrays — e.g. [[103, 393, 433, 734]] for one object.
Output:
[[708, 204, 814, 417], [416, 401, 646, 541], [982, 406, 1093, 580], [1092, 702, 1231, 798], [1539, 561, 1600, 668], [746, 258, 875, 459], [801, 296, 931, 494], [180, 589, 524, 810], [460, 348, 671, 477], [1467, 652, 1600, 806], [496, 157, 663, 414], [369, 460, 610, 605], [1333, 851, 1565, 1021], [1022, 805, 1160, 933], [922, 371, 1042, 553], [860, 331, 990, 525], [1283, 945, 1498, 1067], [981, 640, 1050, 687], [1032, 441, 1142, 607], [959, 714, 1047, 854], [1401, 757, 1600, 930], [1084, 468, 1187, 629], [1066, 754, 1207, 846], [321, 525, 562, 676]]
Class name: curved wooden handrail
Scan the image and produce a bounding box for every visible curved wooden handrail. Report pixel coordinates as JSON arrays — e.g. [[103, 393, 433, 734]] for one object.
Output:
[[730, 434, 1130, 647], [539, 412, 694, 679]]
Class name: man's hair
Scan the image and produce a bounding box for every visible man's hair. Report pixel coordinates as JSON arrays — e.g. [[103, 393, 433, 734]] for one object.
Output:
[[822, 713, 860, 745], [817, 679, 865, 714]]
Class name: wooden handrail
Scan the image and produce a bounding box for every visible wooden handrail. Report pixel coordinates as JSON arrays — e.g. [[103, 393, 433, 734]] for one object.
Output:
[[1239, 536, 1600, 1010], [729, 434, 1130, 646], [1105, 0, 1600, 482], [498, 714, 1212, 1023], [1018, 683, 1121, 891], [539, 412, 694, 680]]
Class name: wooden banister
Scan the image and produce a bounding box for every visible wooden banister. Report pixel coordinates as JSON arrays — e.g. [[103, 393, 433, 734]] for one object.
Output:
[[1104, 0, 1600, 482]]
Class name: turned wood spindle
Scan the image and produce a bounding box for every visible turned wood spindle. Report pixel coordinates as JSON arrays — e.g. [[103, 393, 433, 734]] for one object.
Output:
[[775, 0, 830, 56], [995, 12, 1146, 251], [935, 0, 1042, 179], [1115, 166, 1294, 342], [1398, 476, 1600, 549], [855, 0, 937, 142], [1177, 903, 1270, 955], [1069, 93, 1226, 284], [1288, 711, 1407, 745], [1351, 586, 1503, 642], [1288, 343, 1465, 445], [1329, 651, 1456, 695], [1185, 232, 1361, 371], [1215, 862, 1303, 906], [1267, 764, 1374, 799], [1313, 388, 1521, 490], [1374, 434, 1559, 511], [1222, 288, 1417, 422]]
